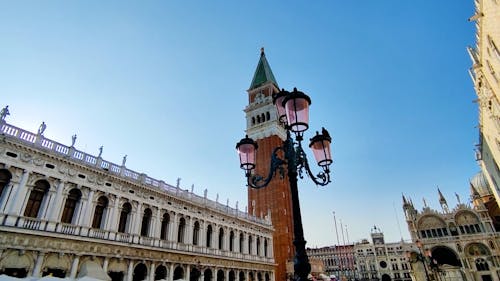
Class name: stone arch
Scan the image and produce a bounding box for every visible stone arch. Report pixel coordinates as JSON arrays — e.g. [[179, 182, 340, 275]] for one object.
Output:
[[465, 242, 491, 256], [0, 249, 34, 278], [108, 258, 127, 281], [155, 265, 167, 280], [455, 210, 481, 224], [206, 224, 213, 248], [430, 245, 461, 267], [228, 270, 235, 281], [160, 212, 170, 240], [193, 221, 200, 245], [265, 273, 270, 281], [204, 269, 212, 281], [190, 266, 201, 281], [0, 168, 12, 200], [257, 272, 262, 281], [92, 195, 109, 229], [173, 266, 184, 280], [218, 227, 224, 250], [417, 214, 446, 229], [178, 217, 186, 243], [239, 271, 245, 281], [24, 179, 50, 218], [61, 188, 82, 224], [42, 253, 71, 277], [216, 270, 224, 281], [141, 208, 152, 236], [381, 274, 391, 281], [133, 263, 147, 281]]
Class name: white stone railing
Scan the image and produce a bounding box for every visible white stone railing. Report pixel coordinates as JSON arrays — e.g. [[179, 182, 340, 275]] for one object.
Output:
[[0, 214, 274, 264], [0, 121, 271, 226]]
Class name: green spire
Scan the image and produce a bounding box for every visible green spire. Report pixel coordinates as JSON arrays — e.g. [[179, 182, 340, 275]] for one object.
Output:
[[249, 48, 278, 90]]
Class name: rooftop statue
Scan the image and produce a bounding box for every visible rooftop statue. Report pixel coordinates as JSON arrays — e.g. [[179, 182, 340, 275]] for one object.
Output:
[[37, 122, 46, 136], [0, 105, 10, 121]]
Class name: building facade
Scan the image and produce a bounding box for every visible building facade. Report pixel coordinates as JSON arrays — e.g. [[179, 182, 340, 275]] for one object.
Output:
[[403, 172, 500, 281], [353, 227, 412, 281], [244, 49, 295, 281], [306, 245, 355, 281], [470, 0, 500, 208], [0, 117, 275, 281]]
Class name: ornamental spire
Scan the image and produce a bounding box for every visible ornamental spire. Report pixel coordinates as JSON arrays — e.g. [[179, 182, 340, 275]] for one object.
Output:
[[249, 48, 278, 90]]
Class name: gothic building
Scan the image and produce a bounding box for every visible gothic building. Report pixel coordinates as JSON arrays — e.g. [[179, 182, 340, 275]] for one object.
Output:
[[403, 172, 500, 281], [244, 49, 295, 281], [0, 116, 275, 281]]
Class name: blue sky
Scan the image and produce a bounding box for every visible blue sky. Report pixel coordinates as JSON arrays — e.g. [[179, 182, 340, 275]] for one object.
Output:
[[0, 1, 477, 246]]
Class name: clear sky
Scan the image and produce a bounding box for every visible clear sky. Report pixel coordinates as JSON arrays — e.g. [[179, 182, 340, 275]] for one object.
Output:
[[0, 1, 478, 247]]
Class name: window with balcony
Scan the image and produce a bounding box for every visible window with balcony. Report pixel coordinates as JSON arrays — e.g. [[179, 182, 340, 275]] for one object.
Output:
[[218, 228, 224, 250], [206, 225, 213, 247], [229, 231, 234, 251], [92, 196, 108, 229], [61, 188, 81, 224], [178, 217, 186, 243], [24, 180, 50, 218], [140, 208, 152, 236], [193, 221, 200, 245], [118, 202, 132, 233], [160, 213, 170, 240]]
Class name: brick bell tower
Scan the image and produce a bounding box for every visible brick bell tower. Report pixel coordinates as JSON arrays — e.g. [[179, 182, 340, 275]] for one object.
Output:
[[245, 48, 294, 281]]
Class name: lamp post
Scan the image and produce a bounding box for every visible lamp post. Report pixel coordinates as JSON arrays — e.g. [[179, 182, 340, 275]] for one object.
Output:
[[236, 88, 333, 281], [406, 240, 432, 281]]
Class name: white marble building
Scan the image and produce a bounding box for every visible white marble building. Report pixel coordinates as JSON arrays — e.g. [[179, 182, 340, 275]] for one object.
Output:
[[0, 117, 275, 281]]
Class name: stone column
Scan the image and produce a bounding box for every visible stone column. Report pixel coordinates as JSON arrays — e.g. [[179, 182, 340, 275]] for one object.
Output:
[[107, 195, 121, 232], [169, 264, 174, 281], [170, 213, 178, 242], [0, 178, 14, 212], [103, 257, 109, 272], [81, 189, 95, 226], [150, 207, 158, 239], [226, 269, 230, 281], [133, 202, 143, 235], [32, 251, 45, 277], [186, 265, 190, 281], [7, 170, 31, 217], [46, 180, 65, 231], [200, 221, 206, 248], [186, 217, 193, 245], [150, 262, 156, 281], [127, 260, 134, 281], [70, 255, 80, 279], [153, 208, 161, 239]]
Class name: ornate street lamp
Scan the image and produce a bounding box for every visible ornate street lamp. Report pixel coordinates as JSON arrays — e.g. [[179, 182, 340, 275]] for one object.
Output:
[[406, 240, 433, 281], [236, 88, 333, 281]]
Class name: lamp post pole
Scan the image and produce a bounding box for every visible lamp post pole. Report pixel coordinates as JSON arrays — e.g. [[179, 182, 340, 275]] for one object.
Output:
[[236, 88, 333, 281]]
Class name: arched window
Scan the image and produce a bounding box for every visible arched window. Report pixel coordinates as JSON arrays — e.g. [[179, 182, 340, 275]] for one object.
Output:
[[92, 196, 108, 229], [261, 113, 265, 122], [264, 239, 268, 257], [206, 225, 213, 247], [0, 169, 12, 201], [118, 202, 132, 233], [141, 208, 152, 236], [252, 117, 255, 125], [24, 180, 50, 218], [248, 236, 253, 255], [61, 188, 81, 224], [178, 217, 186, 243], [160, 213, 170, 240], [257, 115, 261, 123], [256, 237, 261, 256], [476, 258, 489, 271], [218, 228, 224, 250], [229, 231, 235, 251], [239, 233, 244, 253], [266, 112, 270, 121], [193, 221, 200, 245]]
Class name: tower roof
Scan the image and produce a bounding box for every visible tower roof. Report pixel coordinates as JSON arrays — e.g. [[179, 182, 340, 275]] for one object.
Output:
[[249, 48, 278, 90]]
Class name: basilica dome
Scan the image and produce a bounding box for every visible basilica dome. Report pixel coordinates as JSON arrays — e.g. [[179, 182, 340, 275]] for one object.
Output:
[[470, 171, 492, 197]]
